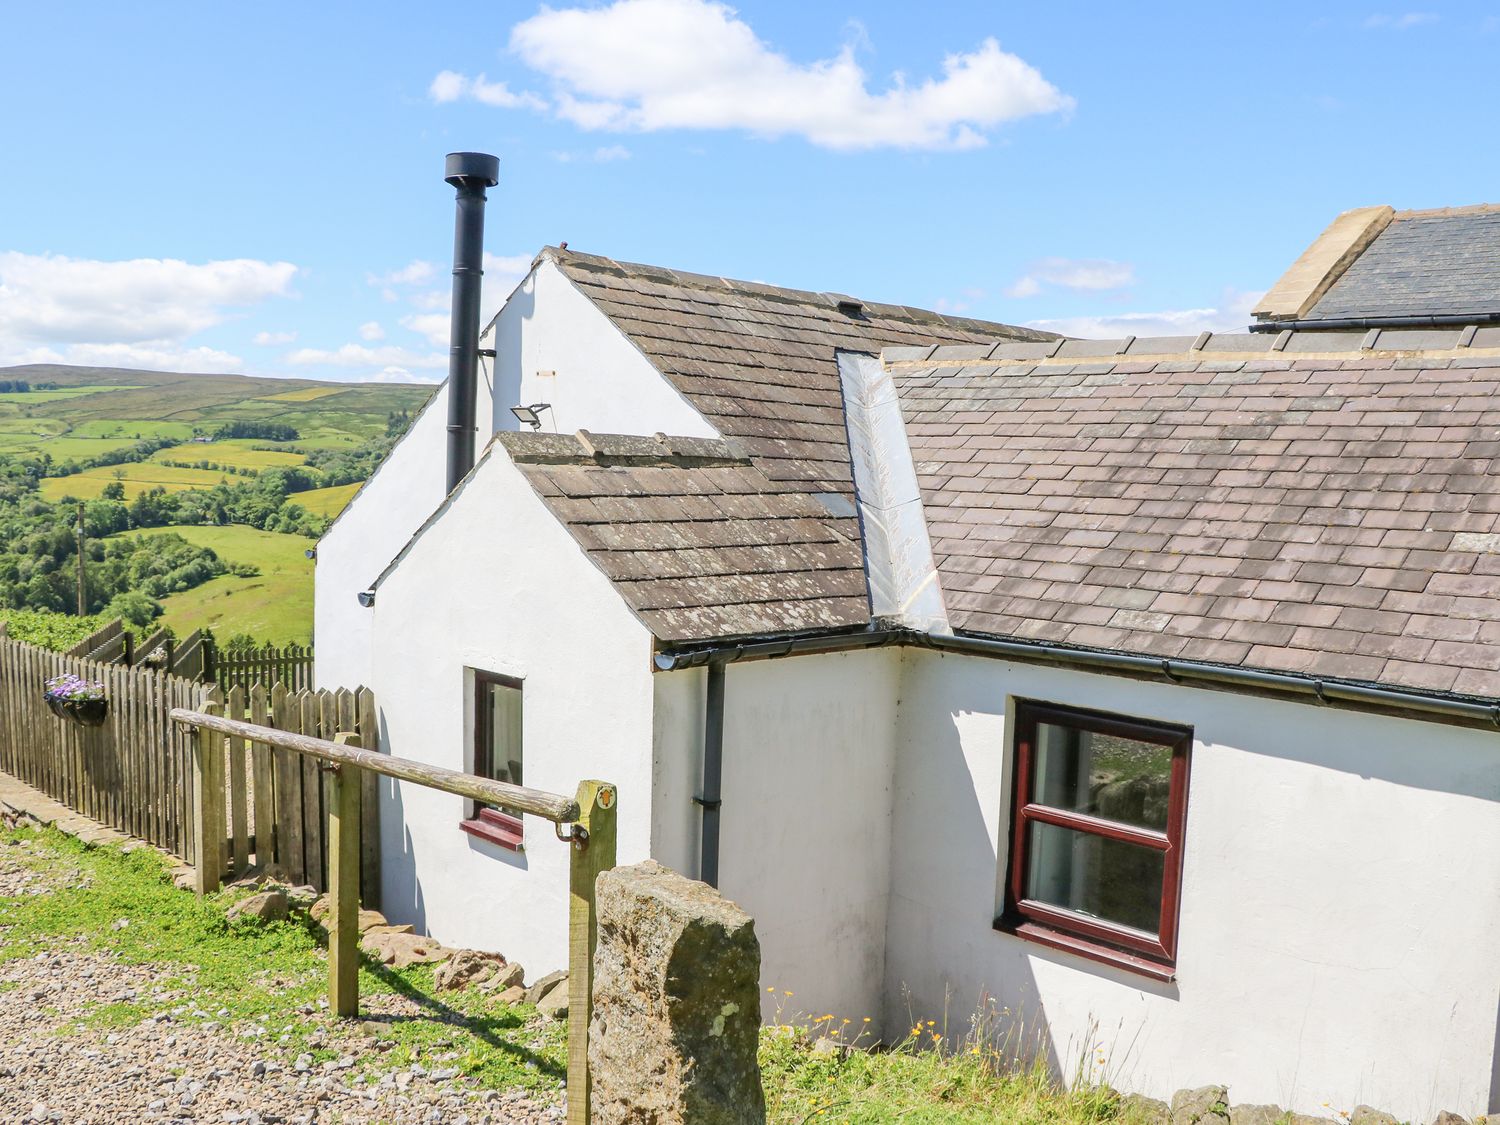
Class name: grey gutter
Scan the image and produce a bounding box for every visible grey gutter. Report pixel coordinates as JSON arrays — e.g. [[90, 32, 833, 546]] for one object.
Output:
[[1249, 312, 1500, 332], [653, 626, 1500, 729]]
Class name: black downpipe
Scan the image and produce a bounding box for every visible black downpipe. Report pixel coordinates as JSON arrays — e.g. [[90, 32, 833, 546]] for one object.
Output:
[[696, 661, 726, 887], [443, 151, 501, 494]]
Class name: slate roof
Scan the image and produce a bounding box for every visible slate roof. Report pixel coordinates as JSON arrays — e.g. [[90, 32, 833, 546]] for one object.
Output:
[[888, 329, 1500, 699], [1304, 206, 1500, 322], [498, 430, 868, 642], [545, 247, 1055, 496]]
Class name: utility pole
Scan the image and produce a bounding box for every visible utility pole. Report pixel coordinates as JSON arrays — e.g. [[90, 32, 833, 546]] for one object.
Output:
[[75, 502, 86, 616]]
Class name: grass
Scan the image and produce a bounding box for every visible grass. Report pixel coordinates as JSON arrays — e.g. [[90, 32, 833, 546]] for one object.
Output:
[[113, 524, 314, 642], [290, 481, 361, 518], [0, 825, 1175, 1123], [39, 462, 235, 501], [0, 823, 567, 1095]]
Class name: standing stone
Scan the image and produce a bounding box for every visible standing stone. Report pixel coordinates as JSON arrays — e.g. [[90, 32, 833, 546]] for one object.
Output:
[[590, 861, 764, 1125]]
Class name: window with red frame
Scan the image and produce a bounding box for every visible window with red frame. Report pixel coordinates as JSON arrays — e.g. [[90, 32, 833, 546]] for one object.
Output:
[[997, 699, 1191, 980], [461, 670, 525, 850]]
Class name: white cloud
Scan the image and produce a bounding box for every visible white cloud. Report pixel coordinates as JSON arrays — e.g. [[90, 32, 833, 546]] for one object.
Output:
[[1027, 288, 1264, 339], [369, 260, 437, 288], [0, 251, 296, 346], [358, 321, 385, 341], [428, 69, 545, 110], [252, 330, 297, 346], [286, 343, 446, 371], [437, 0, 1072, 151], [369, 365, 439, 385], [1006, 257, 1135, 299], [1363, 12, 1437, 28], [1, 341, 248, 373], [401, 313, 452, 347], [554, 145, 633, 163]]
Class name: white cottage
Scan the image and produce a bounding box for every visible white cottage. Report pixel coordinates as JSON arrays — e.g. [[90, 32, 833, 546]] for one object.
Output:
[[318, 214, 1500, 1121]]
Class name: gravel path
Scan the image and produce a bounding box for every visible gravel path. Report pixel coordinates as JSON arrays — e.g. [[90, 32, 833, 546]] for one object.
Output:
[[0, 839, 565, 1125]]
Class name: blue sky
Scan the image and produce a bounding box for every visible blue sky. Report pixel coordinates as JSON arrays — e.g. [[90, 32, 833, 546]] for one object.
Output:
[[3, 0, 1498, 382]]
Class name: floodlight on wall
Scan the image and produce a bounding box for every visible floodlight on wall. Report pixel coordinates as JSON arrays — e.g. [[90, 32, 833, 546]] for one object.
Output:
[[304, 547, 317, 560], [510, 403, 553, 430], [357, 589, 376, 608]]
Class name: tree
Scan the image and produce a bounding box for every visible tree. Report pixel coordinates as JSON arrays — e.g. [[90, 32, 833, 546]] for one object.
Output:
[[106, 589, 161, 627]]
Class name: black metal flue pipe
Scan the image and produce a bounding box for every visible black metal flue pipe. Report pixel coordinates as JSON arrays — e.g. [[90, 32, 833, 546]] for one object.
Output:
[[443, 151, 500, 493]]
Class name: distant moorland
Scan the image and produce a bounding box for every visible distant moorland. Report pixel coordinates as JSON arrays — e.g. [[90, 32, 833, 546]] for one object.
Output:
[[0, 363, 430, 646]]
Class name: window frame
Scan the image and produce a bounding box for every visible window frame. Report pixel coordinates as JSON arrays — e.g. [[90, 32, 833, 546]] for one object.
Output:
[[460, 669, 526, 852], [996, 699, 1192, 981]]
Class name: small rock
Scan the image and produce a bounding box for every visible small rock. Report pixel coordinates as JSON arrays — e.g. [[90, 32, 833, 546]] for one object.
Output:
[[523, 970, 567, 1007], [1122, 1093, 1171, 1125], [227, 891, 289, 925], [294, 1053, 313, 1073], [434, 949, 507, 992], [1350, 1108, 1398, 1125], [1170, 1086, 1229, 1125], [250, 1060, 267, 1078], [361, 930, 451, 969], [1430, 1114, 1469, 1125], [537, 979, 569, 1021], [480, 962, 525, 993], [811, 1036, 840, 1056], [1229, 1105, 1285, 1125], [491, 985, 526, 1005]]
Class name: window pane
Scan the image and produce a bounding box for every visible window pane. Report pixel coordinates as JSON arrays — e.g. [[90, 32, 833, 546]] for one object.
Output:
[[1032, 722, 1172, 832], [1024, 821, 1164, 935], [478, 678, 523, 820]]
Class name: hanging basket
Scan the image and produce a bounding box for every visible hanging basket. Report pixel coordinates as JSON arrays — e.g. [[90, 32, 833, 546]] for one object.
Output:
[[45, 697, 70, 720], [67, 698, 110, 727]]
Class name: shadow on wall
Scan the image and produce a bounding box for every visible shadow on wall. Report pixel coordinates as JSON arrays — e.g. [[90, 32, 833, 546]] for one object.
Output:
[[378, 774, 428, 936], [489, 279, 533, 434]]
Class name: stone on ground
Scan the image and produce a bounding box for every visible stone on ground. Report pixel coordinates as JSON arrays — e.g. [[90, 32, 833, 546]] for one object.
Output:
[[523, 969, 566, 1006], [1229, 1105, 1285, 1125], [1122, 1093, 1170, 1124], [226, 890, 288, 924], [1170, 1087, 1229, 1125], [1350, 1108, 1399, 1125], [433, 948, 507, 992], [536, 979, 568, 1021], [479, 962, 525, 993], [359, 930, 450, 968], [590, 859, 764, 1125]]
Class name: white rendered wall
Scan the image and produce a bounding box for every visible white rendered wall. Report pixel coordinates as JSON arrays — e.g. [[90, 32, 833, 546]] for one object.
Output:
[[367, 446, 657, 975], [883, 650, 1500, 1121], [698, 650, 902, 1028], [486, 258, 716, 440], [314, 372, 493, 691]]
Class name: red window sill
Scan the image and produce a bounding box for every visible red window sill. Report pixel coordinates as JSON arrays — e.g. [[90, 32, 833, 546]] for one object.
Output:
[[995, 917, 1176, 983], [461, 809, 524, 851]]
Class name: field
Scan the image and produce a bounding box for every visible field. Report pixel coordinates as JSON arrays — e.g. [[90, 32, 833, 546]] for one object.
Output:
[[113, 525, 315, 643], [39, 462, 236, 501], [148, 439, 308, 472], [289, 481, 361, 518]]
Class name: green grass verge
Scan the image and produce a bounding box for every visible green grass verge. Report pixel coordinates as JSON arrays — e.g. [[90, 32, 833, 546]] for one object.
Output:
[[113, 524, 314, 643], [0, 824, 567, 1094]]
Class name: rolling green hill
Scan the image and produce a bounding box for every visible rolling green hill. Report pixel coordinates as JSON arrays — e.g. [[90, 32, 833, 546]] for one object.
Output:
[[0, 363, 431, 644]]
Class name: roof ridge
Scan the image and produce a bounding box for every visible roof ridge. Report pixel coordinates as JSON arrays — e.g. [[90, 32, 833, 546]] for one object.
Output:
[[496, 428, 752, 468], [1393, 202, 1500, 219], [539, 245, 1056, 340]]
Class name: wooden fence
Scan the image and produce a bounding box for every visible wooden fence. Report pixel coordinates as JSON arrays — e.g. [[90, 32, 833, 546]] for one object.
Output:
[[212, 682, 379, 902], [212, 642, 315, 695], [66, 617, 129, 662], [0, 633, 375, 898], [0, 633, 206, 862]]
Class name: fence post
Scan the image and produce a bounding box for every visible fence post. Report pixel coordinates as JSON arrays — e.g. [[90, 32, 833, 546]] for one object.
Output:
[[567, 780, 617, 1125], [192, 691, 225, 896], [326, 733, 362, 1018]]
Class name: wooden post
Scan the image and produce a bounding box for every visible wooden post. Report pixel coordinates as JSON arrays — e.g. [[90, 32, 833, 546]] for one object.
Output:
[[567, 780, 617, 1125], [191, 693, 225, 896], [326, 733, 362, 1018]]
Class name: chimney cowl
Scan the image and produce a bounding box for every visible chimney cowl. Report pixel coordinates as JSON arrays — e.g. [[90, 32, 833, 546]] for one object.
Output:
[[444, 152, 500, 187]]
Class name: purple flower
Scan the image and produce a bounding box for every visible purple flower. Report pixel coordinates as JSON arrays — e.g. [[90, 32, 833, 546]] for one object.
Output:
[[44, 673, 106, 703]]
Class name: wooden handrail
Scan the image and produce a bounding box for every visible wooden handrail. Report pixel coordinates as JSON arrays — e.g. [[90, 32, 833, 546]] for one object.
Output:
[[170, 707, 580, 823]]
